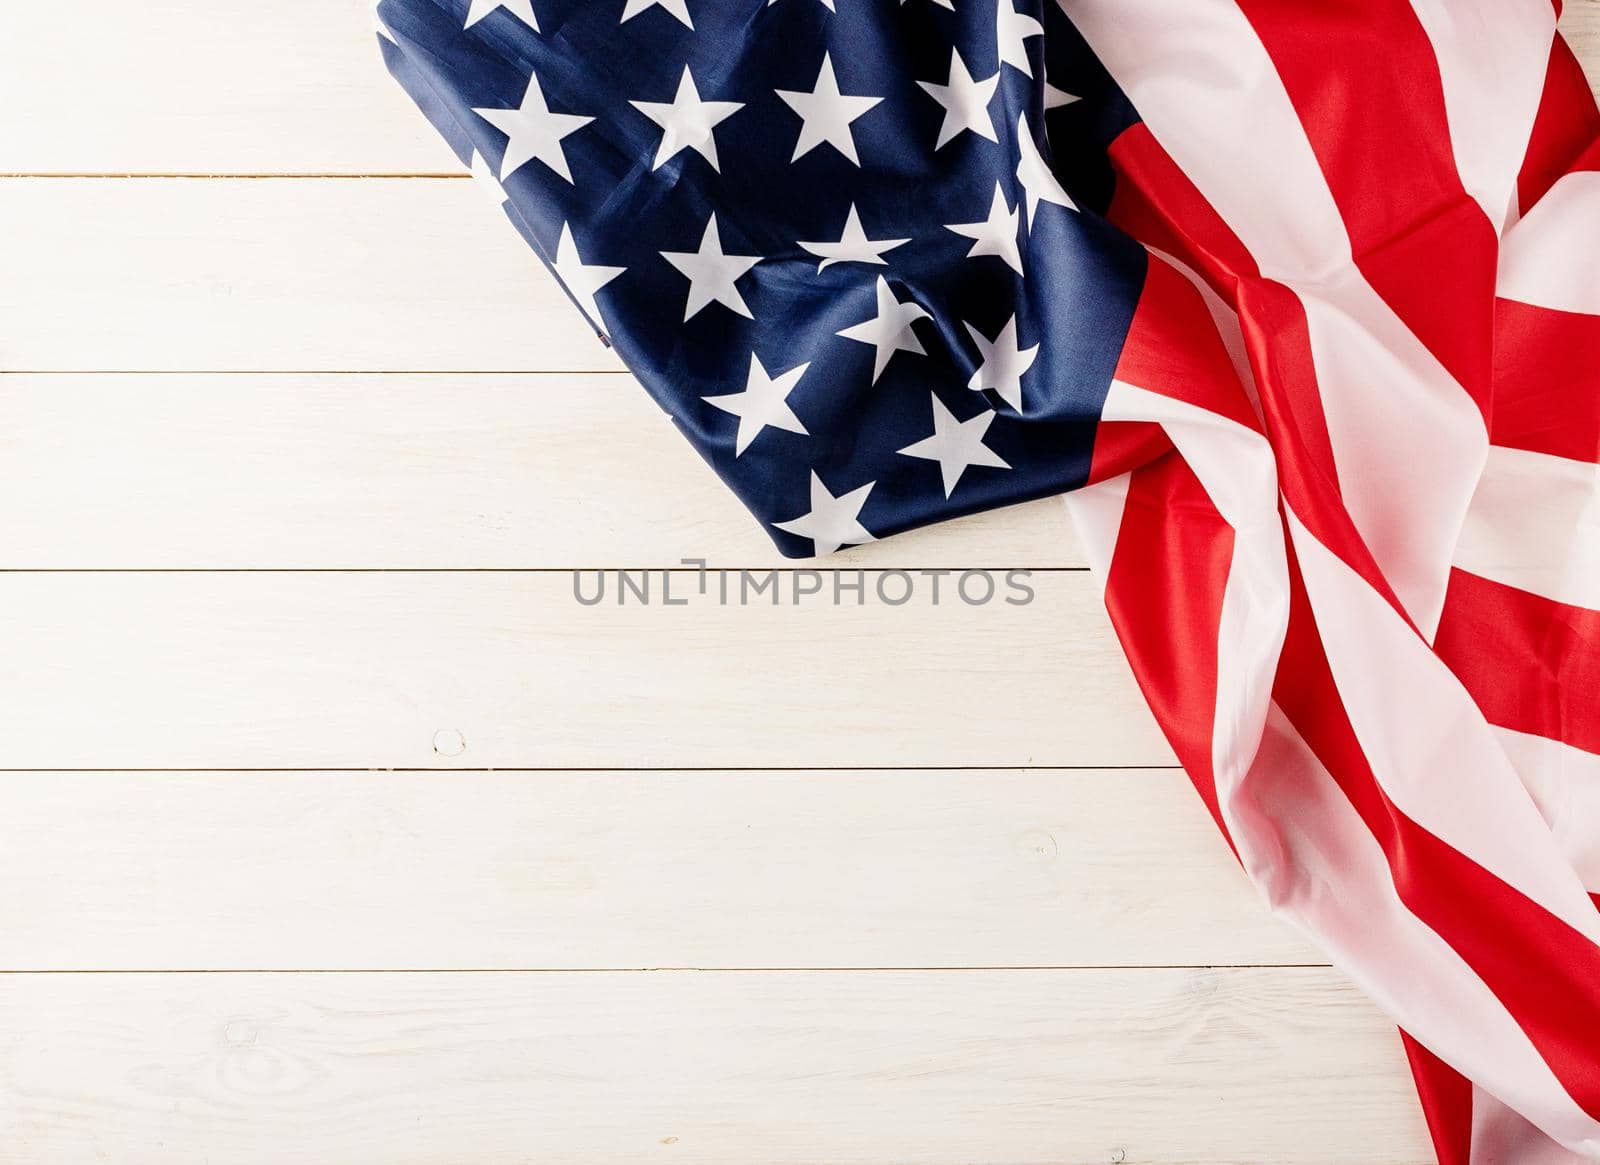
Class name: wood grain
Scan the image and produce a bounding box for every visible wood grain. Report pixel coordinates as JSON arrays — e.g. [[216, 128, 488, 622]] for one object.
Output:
[[0, 570, 1168, 770], [1566, 0, 1600, 72], [0, 969, 1429, 1164], [0, 768, 1317, 971], [0, 0, 453, 175], [6, 0, 1597, 368], [0, 178, 620, 372], [0, 0, 1594, 175], [8, 9, 1591, 1163], [0, 374, 1084, 570]]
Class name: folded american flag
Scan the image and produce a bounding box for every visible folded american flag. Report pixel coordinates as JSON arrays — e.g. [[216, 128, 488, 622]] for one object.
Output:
[[374, 1, 1600, 1158]]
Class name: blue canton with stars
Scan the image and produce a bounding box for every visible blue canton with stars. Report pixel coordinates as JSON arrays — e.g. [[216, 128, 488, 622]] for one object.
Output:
[[377, 0, 1146, 557]]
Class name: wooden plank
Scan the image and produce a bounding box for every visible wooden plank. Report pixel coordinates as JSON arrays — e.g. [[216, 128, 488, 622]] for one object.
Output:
[[0, 769, 1314, 971], [0, 178, 621, 373], [0, 571, 1168, 770], [1566, 1, 1600, 71], [0, 374, 1083, 570], [7, 0, 1599, 374], [0, 0, 454, 175], [2, 1, 1596, 176], [0, 969, 1428, 1164]]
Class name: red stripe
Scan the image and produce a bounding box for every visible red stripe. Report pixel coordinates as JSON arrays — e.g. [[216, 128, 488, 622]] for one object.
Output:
[[1402, 1033, 1475, 1165], [1518, 32, 1600, 210], [1234, 0, 1498, 413], [1491, 297, 1600, 464], [1277, 552, 1600, 1121], [1434, 569, 1600, 756], [1114, 255, 1262, 433], [1103, 75, 1600, 1150], [1105, 125, 1411, 622], [1086, 420, 1169, 485], [1103, 116, 1499, 1152], [1107, 122, 1260, 300], [1103, 454, 1236, 852]]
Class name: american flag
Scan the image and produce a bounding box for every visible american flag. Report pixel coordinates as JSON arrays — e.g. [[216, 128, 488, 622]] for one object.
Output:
[[374, 1, 1600, 1158]]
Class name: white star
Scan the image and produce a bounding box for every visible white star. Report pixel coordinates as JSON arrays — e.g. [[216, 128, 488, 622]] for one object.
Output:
[[468, 150, 508, 206], [551, 222, 625, 331], [661, 215, 761, 321], [767, 0, 836, 11], [837, 276, 931, 384], [966, 315, 1038, 411], [631, 66, 744, 172], [996, 0, 1044, 78], [465, 0, 538, 30], [621, 0, 692, 28], [798, 204, 909, 271], [776, 53, 883, 166], [473, 73, 592, 182], [703, 354, 810, 455], [917, 49, 1000, 149], [946, 183, 1023, 275], [1015, 114, 1076, 226], [1044, 81, 1080, 110], [774, 472, 876, 557], [898, 394, 1011, 497]]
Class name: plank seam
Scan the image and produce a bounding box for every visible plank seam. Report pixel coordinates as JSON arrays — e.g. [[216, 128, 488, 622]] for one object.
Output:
[[0, 370, 631, 376], [0, 964, 1332, 974], [0, 173, 471, 180], [0, 567, 1093, 575], [0, 764, 1180, 774]]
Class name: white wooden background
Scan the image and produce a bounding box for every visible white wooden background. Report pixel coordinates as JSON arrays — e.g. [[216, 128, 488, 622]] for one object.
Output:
[[1, 4, 1595, 1161]]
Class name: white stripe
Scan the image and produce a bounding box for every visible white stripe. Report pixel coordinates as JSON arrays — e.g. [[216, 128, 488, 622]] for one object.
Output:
[[1286, 508, 1600, 944], [1062, 0, 1487, 639], [1500, 170, 1600, 313], [1454, 444, 1600, 610], [1080, 269, 1290, 844], [1297, 273, 1487, 639], [1406, 0, 1555, 233], [1099, 381, 1275, 535], [1233, 707, 1600, 1157], [1060, 0, 1351, 286], [1068, 352, 1600, 1153], [1096, 376, 1287, 804], [1064, 471, 1130, 584], [1146, 246, 1263, 420], [1494, 725, 1600, 894], [1065, 397, 1600, 1155], [1471, 1086, 1598, 1165]]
